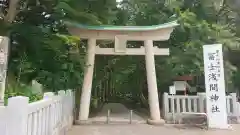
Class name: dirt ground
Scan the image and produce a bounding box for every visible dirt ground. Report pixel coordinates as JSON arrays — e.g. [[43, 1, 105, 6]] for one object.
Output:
[[69, 103, 239, 135], [67, 124, 240, 135]]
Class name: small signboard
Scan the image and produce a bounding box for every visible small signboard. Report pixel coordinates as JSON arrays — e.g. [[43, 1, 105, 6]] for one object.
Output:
[[169, 85, 176, 95], [203, 44, 229, 129]]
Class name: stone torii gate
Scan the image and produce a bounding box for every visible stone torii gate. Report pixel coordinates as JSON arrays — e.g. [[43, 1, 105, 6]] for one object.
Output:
[[66, 21, 178, 125]]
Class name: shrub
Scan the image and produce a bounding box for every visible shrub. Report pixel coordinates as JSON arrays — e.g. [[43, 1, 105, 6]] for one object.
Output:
[[4, 84, 43, 105]]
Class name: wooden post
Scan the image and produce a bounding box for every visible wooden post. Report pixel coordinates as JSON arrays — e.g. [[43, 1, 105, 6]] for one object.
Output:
[[6, 96, 29, 135], [79, 38, 96, 121], [144, 40, 164, 125]]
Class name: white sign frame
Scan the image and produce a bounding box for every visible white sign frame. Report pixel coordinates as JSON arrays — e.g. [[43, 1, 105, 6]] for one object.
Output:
[[169, 85, 176, 95], [203, 44, 229, 129], [173, 81, 186, 91]]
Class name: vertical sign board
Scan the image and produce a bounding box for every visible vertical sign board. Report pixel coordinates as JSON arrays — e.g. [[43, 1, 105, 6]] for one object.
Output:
[[203, 44, 229, 129]]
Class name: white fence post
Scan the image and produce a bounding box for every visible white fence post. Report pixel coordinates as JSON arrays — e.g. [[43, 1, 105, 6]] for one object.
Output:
[[58, 90, 66, 120], [6, 96, 29, 135], [162, 93, 240, 122], [163, 93, 168, 119], [43, 92, 54, 135], [230, 93, 238, 117], [58, 90, 66, 133], [197, 93, 205, 113], [44, 92, 54, 99], [0, 100, 4, 106], [72, 91, 77, 122], [66, 90, 73, 128], [237, 102, 240, 123]]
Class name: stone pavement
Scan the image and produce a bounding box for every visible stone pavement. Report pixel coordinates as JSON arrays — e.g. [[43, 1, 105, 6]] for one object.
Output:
[[87, 103, 146, 124], [67, 124, 240, 135]]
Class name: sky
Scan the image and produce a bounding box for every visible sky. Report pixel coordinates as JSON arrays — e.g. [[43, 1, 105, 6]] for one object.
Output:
[[116, 0, 123, 7], [116, 0, 123, 2]]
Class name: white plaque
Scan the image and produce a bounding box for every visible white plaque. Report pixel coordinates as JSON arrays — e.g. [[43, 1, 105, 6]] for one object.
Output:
[[114, 35, 127, 53], [203, 44, 229, 129], [169, 85, 176, 95]]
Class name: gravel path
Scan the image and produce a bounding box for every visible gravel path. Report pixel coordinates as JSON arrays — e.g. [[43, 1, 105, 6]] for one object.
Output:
[[67, 124, 240, 135]]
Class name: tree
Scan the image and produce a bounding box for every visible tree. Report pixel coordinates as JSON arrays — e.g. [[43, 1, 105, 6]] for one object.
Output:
[[1, 0, 240, 108], [89, 0, 240, 107]]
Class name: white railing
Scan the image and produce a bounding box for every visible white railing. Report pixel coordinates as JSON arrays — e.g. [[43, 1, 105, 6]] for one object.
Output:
[[238, 102, 240, 118], [0, 89, 75, 135], [163, 92, 239, 120]]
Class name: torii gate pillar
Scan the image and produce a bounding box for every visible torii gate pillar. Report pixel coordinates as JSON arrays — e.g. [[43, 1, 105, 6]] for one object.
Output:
[[66, 20, 178, 125], [79, 38, 96, 121], [144, 40, 163, 124]]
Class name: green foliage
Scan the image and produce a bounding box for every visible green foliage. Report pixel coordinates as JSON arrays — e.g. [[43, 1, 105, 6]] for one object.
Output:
[[5, 0, 91, 91], [4, 84, 42, 105], [1, 0, 240, 108], [92, 0, 240, 104]]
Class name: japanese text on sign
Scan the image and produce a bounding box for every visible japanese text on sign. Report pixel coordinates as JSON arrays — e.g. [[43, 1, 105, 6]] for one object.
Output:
[[203, 44, 228, 129], [207, 50, 221, 113]]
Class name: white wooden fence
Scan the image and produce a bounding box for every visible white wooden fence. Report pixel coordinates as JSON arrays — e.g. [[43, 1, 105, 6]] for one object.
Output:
[[0, 89, 75, 135], [163, 92, 240, 121]]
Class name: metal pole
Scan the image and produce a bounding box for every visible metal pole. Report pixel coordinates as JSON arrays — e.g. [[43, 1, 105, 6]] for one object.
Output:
[[107, 109, 110, 124], [129, 110, 133, 124]]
